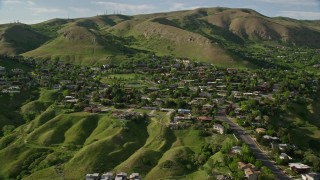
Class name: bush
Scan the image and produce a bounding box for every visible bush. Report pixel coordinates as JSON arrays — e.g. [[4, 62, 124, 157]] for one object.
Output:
[[2, 125, 15, 136], [160, 160, 175, 169]]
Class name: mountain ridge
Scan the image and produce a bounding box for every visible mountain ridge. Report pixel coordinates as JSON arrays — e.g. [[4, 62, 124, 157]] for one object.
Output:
[[0, 7, 319, 65]]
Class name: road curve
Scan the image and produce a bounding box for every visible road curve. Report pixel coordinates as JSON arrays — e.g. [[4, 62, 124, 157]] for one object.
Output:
[[215, 116, 291, 180]]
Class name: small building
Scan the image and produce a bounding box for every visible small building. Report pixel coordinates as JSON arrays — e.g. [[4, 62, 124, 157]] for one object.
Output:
[[263, 135, 279, 141], [213, 124, 224, 134], [202, 104, 213, 112], [101, 172, 113, 180], [174, 115, 192, 122], [216, 175, 231, 180], [231, 146, 242, 154], [255, 128, 266, 134], [86, 173, 99, 180], [129, 173, 141, 180], [177, 109, 191, 114], [278, 144, 289, 151], [245, 168, 259, 180], [301, 173, 320, 180], [11, 68, 24, 74], [289, 163, 311, 174], [53, 84, 62, 90], [84, 106, 101, 113], [0, 66, 5, 75], [115, 172, 127, 180], [238, 162, 260, 180], [238, 162, 248, 170], [279, 153, 292, 160], [197, 116, 213, 123]]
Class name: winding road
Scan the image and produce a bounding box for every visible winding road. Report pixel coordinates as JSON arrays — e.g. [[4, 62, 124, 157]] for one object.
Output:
[[215, 116, 291, 180]]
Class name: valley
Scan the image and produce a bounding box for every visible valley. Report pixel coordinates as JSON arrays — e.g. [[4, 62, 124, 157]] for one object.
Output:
[[0, 6, 320, 180]]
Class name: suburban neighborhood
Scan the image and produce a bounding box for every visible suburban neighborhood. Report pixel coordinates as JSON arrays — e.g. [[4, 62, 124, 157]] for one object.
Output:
[[0, 52, 319, 179]]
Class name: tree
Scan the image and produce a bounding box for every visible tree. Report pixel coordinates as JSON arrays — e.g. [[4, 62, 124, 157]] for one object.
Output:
[[221, 138, 234, 153], [259, 166, 275, 180], [2, 125, 15, 136]]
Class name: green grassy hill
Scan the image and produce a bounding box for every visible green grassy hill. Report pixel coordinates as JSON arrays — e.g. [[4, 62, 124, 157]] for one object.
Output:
[[0, 92, 226, 179], [0, 7, 319, 66], [0, 24, 48, 55]]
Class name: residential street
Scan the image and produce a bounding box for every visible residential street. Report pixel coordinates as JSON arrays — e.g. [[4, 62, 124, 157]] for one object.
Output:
[[215, 116, 291, 180]]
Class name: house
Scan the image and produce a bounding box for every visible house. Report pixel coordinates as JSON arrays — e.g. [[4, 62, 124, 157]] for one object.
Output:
[[202, 104, 213, 112], [289, 163, 311, 174], [84, 106, 101, 113], [129, 173, 141, 180], [160, 108, 174, 112], [213, 124, 224, 134], [238, 162, 248, 170], [101, 172, 113, 180], [278, 144, 289, 151], [177, 109, 191, 114], [197, 116, 213, 123], [174, 115, 192, 122], [238, 162, 257, 170], [2, 86, 21, 93], [11, 68, 24, 75], [279, 153, 292, 160], [255, 128, 266, 134], [244, 168, 260, 180], [231, 146, 242, 154], [53, 84, 62, 90], [216, 175, 231, 180], [238, 162, 260, 180], [301, 173, 320, 180], [86, 173, 100, 180], [115, 172, 127, 180], [263, 135, 280, 141], [0, 66, 5, 75]]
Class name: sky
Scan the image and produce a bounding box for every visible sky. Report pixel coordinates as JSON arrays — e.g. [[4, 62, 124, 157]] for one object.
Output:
[[0, 0, 319, 24]]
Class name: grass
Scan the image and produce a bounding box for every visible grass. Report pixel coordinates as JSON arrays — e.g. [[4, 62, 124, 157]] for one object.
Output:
[[114, 113, 176, 176], [173, 130, 205, 152], [0, 24, 48, 55], [205, 151, 232, 176], [0, 89, 38, 129], [23, 167, 63, 180]]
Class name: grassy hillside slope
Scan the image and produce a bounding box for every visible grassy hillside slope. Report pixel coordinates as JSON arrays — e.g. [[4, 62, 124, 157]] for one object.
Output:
[[0, 95, 227, 179], [0, 7, 319, 66], [0, 24, 48, 55]]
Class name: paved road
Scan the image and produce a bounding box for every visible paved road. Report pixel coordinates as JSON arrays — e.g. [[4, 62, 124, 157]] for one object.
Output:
[[216, 116, 291, 180]]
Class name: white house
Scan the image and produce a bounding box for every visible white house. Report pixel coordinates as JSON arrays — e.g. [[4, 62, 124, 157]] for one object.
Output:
[[279, 153, 292, 160], [86, 173, 99, 180], [129, 173, 142, 180], [301, 173, 320, 180], [213, 124, 224, 134], [101, 172, 113, 180], [231, 146, 242, 154]]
